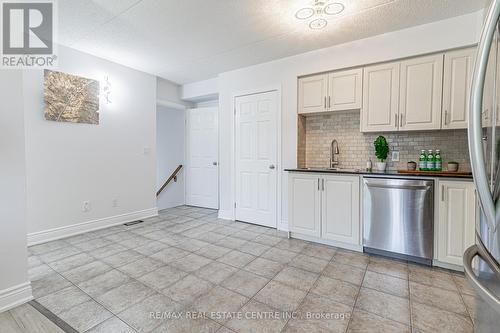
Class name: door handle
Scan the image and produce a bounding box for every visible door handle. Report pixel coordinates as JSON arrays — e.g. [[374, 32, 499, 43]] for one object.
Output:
[[463, 242, 500, 313], [213, 162, 218, 166], [269, 164, 275, 170], [469, 0, 500, 232]]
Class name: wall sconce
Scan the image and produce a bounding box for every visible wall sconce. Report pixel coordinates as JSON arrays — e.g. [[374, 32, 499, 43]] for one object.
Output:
[[103, 75, 112, 104]]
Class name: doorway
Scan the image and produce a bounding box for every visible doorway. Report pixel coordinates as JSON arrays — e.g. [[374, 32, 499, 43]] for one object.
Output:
[[234, 90, 278, 227], [156, 106, 185, 210], [185, 107, 219, 209]]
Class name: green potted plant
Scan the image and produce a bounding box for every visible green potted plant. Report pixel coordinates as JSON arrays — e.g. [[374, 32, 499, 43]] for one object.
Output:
[[374, 136, 389, 171]]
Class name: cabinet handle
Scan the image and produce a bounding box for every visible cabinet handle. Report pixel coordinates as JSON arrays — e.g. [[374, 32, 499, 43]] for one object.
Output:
[[322, 179, 325, 191], [324, 97, 327, 109], [400, 113, 404, 127], [395, 114, 398, 128], [444, 110, 448, 125], [318, 178, 320, 191], [441, 185, 445, 201], [328, 96, 331, 109]]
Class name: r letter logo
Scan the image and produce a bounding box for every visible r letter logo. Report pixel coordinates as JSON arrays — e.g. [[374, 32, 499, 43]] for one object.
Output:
[[1, 1, 57, 68]]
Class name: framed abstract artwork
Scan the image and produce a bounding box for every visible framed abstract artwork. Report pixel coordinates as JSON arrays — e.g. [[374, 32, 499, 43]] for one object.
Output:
[[44, 70, 100, 124]]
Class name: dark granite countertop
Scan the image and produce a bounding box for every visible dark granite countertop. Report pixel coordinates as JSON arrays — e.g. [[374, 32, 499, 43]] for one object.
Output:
[[284, 168, 473, 179]]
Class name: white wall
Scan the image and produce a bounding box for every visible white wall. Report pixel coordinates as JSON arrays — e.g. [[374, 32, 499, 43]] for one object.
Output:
[[156, 106, 185, 210], [216, 11, 483, 228], [0, 71, 32, 311], [181, 77, 219, 102], [24, 45, 158, 244], [157, 78, 193, 109], [195, 100, 219, 108]]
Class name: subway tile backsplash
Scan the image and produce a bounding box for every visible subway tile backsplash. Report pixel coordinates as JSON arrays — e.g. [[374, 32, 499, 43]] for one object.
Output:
[[298, 111, 471, 171]]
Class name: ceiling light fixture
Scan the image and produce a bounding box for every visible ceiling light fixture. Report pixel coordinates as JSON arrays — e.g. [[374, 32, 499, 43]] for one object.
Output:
[[295, 0, 345, 30]]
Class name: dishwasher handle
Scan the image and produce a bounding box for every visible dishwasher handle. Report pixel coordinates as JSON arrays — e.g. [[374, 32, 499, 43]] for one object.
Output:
[[365, 183, 431, 191]]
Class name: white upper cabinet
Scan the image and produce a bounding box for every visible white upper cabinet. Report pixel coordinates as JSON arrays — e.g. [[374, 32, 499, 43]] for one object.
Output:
[[399, 54, 444, 131], [300, 48, 474, 132], [298, 68, 363, 114], [328, 68, 363, 111], [442, 48, 476, 129], [361, 62, 400, 132], [298, 74, 329, 114], [437, 180, 476, 267]]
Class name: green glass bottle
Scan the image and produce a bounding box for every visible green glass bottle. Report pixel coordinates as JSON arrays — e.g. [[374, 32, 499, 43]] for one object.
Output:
[[435, 150, 442, 171], [419, 150, 427, 171], [427, 150, 435, 171]]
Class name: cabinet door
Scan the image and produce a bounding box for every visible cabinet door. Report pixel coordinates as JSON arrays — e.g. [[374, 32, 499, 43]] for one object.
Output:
[[399, 54, 444, 131], [437, 181, 476, 266], [289, 173, 321, 237], [298, 74, 329, 114], [329, 68, 363, 111], [321, 175, 360, 245], [442, 48, 476, 129], [361, 62, 400, 132]]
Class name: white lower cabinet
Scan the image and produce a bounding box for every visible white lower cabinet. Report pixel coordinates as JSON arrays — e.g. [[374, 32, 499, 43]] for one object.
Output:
[[322, 175, 360, 244], [289, 173, 475, 268], [288, 173, 321, 237], [289, 173, 360, 247], [437, 180, 476, 267]]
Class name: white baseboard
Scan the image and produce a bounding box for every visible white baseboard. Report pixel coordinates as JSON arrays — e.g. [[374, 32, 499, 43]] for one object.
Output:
[[27, 208, 158, 246], [291, 232, 363, 252], [278, 219, 289, 232], [218, 209, 234, 221], [433, 260, 464, 272], [0, 282, 33, 313]]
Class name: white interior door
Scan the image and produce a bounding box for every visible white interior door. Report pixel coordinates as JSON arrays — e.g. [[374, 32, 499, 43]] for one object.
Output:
[[186, 107, 219, 209], [235, 91, 278, 227]]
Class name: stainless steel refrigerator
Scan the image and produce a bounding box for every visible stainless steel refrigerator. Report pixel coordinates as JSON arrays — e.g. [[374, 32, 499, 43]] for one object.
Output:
[[464, 0, 500, 331]]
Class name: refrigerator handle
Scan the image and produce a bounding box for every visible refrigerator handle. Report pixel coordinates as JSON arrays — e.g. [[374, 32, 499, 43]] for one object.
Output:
[[469, 0, 500, 231], [464, 241, 500, 313]]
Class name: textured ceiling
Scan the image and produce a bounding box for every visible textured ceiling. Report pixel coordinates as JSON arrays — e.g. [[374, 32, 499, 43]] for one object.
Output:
[[58, 0, 487, 84]]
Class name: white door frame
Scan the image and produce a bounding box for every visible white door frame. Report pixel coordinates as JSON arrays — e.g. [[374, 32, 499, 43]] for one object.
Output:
[[185, 106, 219, 209], [231, 86, 282, 229]]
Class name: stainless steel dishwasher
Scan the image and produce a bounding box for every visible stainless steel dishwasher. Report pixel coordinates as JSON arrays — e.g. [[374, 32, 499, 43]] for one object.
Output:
[[363, 177, 434, 265]]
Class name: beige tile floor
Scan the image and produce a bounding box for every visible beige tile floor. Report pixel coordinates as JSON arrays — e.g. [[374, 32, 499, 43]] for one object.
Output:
[[5, 205, 479, 332]]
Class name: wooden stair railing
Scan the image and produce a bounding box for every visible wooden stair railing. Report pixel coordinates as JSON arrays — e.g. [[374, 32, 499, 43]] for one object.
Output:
[[157, 165, 183, 197]]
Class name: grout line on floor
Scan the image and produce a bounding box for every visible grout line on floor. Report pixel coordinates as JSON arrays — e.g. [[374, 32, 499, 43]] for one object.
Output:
[[408, 267, 414, 331], [344, 255, 368, 333], [28, 300, 79, 333]]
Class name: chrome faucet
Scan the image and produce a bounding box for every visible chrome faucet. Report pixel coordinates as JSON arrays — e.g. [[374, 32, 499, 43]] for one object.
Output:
[[330, 139, 340, 169]]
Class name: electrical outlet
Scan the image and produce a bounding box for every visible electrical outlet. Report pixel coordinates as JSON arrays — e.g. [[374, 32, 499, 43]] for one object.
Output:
[[82, 201, 91, 212], [112, 199, 118, 207], [391, 151, 400, 162]]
